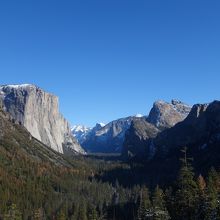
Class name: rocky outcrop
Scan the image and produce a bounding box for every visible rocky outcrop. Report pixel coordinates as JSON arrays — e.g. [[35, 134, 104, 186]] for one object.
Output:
[[147, 100, 191, 130], [122, 119, 159, 159], [122, 100, 191, 158], [0, 84, 85, 155], [153, 102, 215, 156]]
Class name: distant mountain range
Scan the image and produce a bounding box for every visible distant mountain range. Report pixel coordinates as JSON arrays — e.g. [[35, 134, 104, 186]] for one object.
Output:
[[72, 117, 140, 153], [72, 100, 191, 153]]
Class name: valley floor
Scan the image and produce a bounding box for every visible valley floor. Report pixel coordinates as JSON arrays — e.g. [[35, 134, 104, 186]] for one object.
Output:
[[1, 149, 220, 220]]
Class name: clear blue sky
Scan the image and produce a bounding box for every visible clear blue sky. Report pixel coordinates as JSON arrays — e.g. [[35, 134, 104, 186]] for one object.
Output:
[[0, 0, 220, 127]]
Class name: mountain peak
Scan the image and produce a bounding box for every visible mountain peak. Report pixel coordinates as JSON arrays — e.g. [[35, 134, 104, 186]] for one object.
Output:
[[171, 99, 185, 105], [72, 125, 91, 132], [147, 99, 191, 130], [0, 84, 36, 89], [96, 122, 105, 127], [135, 114, 143, 118]]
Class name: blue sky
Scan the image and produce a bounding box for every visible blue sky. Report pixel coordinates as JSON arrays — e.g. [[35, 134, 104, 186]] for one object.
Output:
[[0, 0, 220, 126]]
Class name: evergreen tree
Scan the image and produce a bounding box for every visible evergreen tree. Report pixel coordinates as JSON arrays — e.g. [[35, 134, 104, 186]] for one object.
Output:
[[197, 174, 207, 219], [77, 202, 88, 220], [71, 203, 79, 220], [152, 186, 170, 220], [88, 205, 98, 220], [173, 148, 199, 220], [137, 186, 153, 220], [164, 187, 174, 219], [203, 168, 220, 220]]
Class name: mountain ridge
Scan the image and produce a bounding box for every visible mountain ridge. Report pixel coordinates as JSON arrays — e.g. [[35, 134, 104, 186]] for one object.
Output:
[[73, 99, 191, 154]]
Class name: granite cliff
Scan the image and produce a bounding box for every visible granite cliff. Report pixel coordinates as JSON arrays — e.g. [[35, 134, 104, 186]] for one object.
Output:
[[0, 84, 85, 155]]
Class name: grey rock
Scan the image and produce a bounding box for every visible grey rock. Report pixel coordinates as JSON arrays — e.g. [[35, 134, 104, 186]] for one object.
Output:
[[125, 100, 220, 162], [0, 106, 74, 167], [0, 84, 85, 155], [154, 102, 215, 155], [147, 100, 191, 130], [122, 100, 191, 158], [80, 116, 143, 153], [122, 118, 159, 159]]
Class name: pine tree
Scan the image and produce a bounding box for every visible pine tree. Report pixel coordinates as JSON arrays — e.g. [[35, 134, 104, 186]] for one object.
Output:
[[152, 186, 170, 220], [88, 205, 98, 220], [137, 186, 153, 220], [203, 168, 220, 220], [71, 203, 79, 220], [197, 174, 207, 219], [77, 202, 88, 220], [173, 147, 199, 220]]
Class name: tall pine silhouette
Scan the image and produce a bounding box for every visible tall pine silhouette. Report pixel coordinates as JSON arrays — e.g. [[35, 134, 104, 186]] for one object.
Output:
[[173, 147, 199, 220]]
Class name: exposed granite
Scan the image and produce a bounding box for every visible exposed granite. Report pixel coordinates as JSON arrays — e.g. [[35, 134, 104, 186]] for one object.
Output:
[[0, 84, 85, 155]]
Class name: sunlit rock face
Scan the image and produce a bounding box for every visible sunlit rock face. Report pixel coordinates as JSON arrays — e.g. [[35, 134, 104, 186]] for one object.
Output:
[[0, 84, 85, 155], [147, 100, 191, 130]]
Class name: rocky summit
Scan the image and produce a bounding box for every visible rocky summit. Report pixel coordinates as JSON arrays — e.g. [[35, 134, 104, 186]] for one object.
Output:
[[0, 84, 85, 155], [122, 100, 191, 158], [153, 101, 218, 158], [147, 99, 191, 130]]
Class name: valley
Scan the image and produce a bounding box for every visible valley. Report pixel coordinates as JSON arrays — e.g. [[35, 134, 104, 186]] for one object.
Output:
[[1, 0, 219, 218], [0, 84, 220, 220]]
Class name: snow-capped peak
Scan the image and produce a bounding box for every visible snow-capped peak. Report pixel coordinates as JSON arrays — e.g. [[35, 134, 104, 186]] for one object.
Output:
[[97, 122, 105, 127], [71, 125, 92, 144], [71, 125, 91, 133], [135, 114, 143, 118], [0, 84, 34, 89]]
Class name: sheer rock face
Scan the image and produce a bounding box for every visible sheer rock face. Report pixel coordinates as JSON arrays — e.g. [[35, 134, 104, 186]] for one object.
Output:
[[0, 107, 75, 167], [122, 118, 159, 159], [147, 100, 191, 130], [0, 84, 85, 155]]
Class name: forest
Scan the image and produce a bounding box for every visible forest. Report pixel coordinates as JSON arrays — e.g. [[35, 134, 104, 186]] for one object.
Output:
[[0, 137, 220, 220]]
